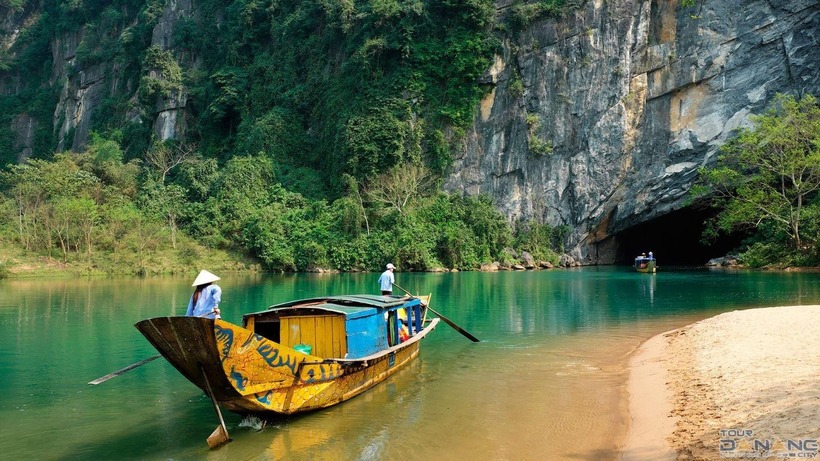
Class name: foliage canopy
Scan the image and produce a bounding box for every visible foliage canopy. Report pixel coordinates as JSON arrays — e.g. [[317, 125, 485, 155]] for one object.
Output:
[[692, 93, 820, 267]]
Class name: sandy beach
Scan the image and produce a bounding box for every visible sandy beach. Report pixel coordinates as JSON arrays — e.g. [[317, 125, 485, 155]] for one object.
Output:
[[621, 305, 820, 460]]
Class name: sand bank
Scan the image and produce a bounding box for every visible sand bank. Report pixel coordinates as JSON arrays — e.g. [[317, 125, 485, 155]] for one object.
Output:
[[621, 305, 820, 460]]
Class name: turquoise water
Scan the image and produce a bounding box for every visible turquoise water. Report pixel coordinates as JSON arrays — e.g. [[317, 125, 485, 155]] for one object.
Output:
[[1, 268, 818, 460]]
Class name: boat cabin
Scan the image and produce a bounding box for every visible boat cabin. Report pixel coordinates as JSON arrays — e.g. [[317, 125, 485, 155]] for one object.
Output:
[[241, 295, 424, 359], [634, 252, 655, 268]]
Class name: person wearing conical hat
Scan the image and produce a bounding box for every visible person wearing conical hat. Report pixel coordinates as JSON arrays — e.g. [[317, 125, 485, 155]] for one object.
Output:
[[185, 270, 222, 319]]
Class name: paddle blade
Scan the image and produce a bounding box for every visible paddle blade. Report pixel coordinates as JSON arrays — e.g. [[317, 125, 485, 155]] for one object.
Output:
[[206, 425, 231, 449], [428, 306, 480, 342]]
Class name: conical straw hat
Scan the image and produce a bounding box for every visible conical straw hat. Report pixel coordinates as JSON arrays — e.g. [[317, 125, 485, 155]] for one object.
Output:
[[192, 269, 220, 287]]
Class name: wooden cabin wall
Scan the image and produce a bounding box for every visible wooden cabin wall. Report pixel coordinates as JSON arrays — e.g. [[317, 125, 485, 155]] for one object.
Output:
[[281, 315, 346, 358], [346, 315, 389, 358]]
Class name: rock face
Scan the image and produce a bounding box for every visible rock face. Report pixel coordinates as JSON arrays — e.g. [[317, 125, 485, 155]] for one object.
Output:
[[444, 0, 819, 264], [5, 0, 196, 154], [10, 114, 36, 162], [52, 32, 110, 153], [148, 0, 196, 142]]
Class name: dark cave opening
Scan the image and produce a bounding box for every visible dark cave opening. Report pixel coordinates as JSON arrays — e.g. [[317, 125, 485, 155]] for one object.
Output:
[[613, 207, 748, 267]]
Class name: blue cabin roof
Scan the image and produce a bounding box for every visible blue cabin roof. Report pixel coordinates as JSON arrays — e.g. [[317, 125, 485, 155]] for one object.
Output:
[[258, 295, 417, 317]]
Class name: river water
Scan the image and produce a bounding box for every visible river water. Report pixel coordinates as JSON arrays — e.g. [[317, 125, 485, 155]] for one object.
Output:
[[1, 268, 818, 460]]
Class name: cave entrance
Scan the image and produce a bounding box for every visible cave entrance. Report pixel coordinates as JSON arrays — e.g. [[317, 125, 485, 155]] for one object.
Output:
[[613, 206, 748, 266]]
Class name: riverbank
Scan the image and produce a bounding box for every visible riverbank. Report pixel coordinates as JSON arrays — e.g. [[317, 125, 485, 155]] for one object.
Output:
[[621, 305, 820, 460], [0, 238, 258, 278]]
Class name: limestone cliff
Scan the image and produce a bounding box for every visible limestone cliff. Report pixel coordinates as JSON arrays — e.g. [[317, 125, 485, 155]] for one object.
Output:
[[2, 0, 195, 154], [445, 0, 819, 264]]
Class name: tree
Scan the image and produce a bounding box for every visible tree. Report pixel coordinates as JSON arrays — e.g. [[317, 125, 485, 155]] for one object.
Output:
[[140, 179, 187, 249], [51, 197, 97, 262], [365, 163, 433, 217], [144, 141, 196, 184], [693, 94, 820, 253], [2, 161, 47, 250], [1, 154, 99, 254]]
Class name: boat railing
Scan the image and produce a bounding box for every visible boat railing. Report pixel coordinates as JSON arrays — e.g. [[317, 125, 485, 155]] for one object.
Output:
[[333, 317, 440, 366]]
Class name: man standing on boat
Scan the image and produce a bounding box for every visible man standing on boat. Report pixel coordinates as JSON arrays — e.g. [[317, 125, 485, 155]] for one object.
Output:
[[378, 263, 395, 295], [186, 270, 222, 319]]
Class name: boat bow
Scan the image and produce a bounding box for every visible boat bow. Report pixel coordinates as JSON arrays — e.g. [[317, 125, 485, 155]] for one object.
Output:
[[135, 317, 239, 400]]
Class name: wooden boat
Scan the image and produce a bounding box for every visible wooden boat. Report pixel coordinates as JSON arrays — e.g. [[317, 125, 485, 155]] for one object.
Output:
[[633, 255, 657, 273], [135, 294, 439, 416]]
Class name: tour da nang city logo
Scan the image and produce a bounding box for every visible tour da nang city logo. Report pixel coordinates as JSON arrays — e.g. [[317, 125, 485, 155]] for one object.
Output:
[[719, 429, 818, 458]]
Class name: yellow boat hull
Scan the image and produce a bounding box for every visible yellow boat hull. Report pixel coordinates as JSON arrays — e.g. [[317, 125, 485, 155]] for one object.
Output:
[[136, 315, 438, 416]]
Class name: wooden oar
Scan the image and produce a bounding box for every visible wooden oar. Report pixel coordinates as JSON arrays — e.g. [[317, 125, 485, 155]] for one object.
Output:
[[393, 283, 480, 342], [88, 354, 161, 385], [201, 365, 231, 449]]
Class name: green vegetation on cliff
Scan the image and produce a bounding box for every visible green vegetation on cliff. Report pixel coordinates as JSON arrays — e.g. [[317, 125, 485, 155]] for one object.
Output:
[[0, 0, 578, 275], [693, 94, 820, 268]]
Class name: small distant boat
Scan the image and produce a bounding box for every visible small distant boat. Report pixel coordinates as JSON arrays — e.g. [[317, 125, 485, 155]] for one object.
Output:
[[135, 294, 439, 416], [634, 254, 657, 273]]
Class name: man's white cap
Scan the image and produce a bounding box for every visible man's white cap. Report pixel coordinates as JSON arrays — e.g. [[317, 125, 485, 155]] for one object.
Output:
[[192, 269, 220, 286], [386, 263, 395, 269]]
